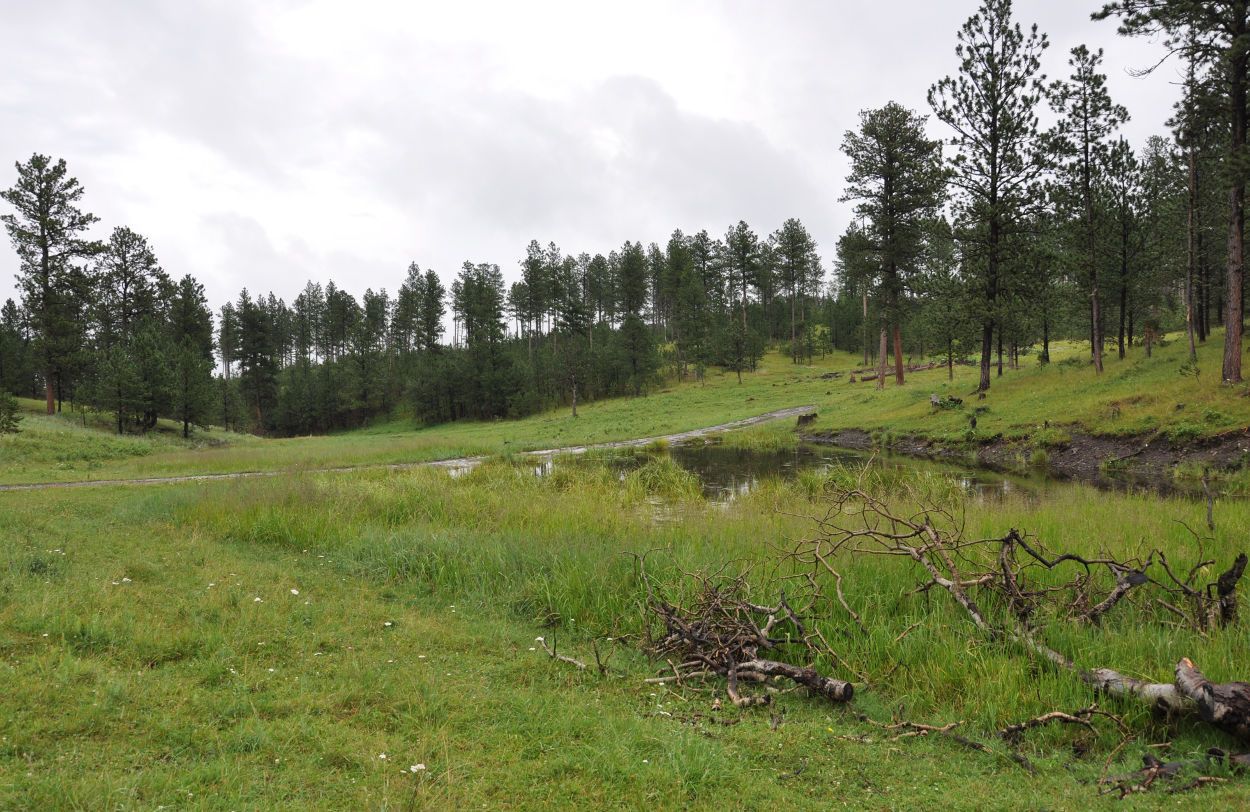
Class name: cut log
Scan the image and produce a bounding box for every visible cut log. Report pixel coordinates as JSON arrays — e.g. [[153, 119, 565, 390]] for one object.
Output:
[[737, 658, 854, 702], [1082, 668, 1190, 714], [1175, 658, 1250, 742]]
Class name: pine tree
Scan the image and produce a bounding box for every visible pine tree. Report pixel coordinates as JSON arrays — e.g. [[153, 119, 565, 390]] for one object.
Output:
[[169, 275, 215, 437], [0, 154, 100, 413], [841, 102, 946, 384], [417, 269, 446, 353], [0, 299, 33, 396], [723, 222, 759, 329], [1102, 139, 1146, 359], [930, 0, 1048, 392], [95, 226, 167, 343], [0, 391, 19, 434], [1049, 45, 1127, 373], [770, 219, 823, 365], [236, 289, 279, 429], [1097, 0, 1250, 381]]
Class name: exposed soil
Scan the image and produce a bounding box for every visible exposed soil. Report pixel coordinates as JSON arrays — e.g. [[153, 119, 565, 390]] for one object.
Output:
[[806, 426, 1250, 493]]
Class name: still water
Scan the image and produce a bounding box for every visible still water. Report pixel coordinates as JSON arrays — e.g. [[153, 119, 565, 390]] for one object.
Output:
[[459, 441, 1207, 504]]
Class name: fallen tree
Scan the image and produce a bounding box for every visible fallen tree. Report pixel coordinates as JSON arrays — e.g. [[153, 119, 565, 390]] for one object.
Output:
[[532, 478, 1249, 796], [788, 485, 1250, 740]]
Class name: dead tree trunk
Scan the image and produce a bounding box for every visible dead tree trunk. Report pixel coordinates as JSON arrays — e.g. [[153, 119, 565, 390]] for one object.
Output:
[[1176, 658, 1250, 742]]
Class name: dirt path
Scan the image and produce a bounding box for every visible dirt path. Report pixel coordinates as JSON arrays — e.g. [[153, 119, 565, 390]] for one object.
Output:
[[0, 406, 817, 493]]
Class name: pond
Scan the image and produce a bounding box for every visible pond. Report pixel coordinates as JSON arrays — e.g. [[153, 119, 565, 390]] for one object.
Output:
[[668, 443, 1033, 503], [451, 440, 1216, 504]]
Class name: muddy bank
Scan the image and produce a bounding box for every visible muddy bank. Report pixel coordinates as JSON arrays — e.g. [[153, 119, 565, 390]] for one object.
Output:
[[806, 426, 1250, 493]]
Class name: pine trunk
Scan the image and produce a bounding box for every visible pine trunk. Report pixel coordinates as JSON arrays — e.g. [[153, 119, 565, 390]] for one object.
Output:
[[876, 327, 887, 391], [1225, 2, 1248, 384], [892, 324, 904, 386]]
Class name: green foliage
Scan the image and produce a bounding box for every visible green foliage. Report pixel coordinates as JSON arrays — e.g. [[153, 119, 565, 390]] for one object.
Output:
[[1165, 422, 1204, 445], [0, 391, 20, 433], [929, 0, 1049, 391]]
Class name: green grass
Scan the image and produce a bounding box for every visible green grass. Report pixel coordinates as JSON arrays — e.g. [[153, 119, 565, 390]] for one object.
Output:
[[0, 398, 258, 483], [4, 330, 1249, 488], [2, 457, 1248, 809], [706, 420, 802, 452]]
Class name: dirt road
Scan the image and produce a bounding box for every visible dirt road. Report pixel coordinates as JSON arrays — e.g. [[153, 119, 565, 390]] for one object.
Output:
[[0, 406, 816, 493]]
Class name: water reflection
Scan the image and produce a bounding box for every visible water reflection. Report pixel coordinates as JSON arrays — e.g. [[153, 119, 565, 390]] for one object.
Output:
[[437, 441, 1211, 504], [667, 444, 1032, 504]]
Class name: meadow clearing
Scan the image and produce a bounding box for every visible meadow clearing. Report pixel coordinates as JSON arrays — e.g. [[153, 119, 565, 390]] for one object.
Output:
[[3, 336, 1250, 809]]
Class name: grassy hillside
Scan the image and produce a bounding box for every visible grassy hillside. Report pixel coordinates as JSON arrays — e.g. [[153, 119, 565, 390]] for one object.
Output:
[[2, 330, 1247, 486], [2, 457, 1248, 809], [0, 398, 258, 484]]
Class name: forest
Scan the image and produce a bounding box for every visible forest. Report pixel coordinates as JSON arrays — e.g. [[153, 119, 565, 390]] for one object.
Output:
[[1, 0, 1248, 442]]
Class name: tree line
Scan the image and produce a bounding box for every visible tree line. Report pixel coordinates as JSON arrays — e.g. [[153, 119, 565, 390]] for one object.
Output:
[[0, 153, 824, 434], [3, 0, 1248, 436], [831, 0, 1250, 392], [210, 217, 822, 433]]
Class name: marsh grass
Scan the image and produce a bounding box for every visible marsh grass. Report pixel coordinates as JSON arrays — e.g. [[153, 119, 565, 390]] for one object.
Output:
[[707, 421, 801, 452], [3, 459, 1249, 808]]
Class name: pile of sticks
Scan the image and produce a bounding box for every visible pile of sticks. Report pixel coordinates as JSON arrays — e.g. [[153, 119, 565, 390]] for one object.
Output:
[[640, 570, 852, 707]]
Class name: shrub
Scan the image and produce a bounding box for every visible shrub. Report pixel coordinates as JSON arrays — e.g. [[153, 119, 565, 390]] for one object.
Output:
[[1165, 422, 1204, 445], [0, 393, 21, 434]]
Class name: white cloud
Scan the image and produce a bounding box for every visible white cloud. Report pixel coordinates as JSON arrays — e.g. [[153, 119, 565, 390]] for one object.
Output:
[[0, 0, 1182, 312]]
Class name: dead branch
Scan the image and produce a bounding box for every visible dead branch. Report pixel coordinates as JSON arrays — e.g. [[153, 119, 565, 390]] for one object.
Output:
[[737, 659, 853, 702], [1101, 749, 1249, 798], [999, 706, 1098, 743], [824, 564, 867, 634], [726, 666, 769, 707], [1214, 553, 1248, 627], [536, 636, 587, 671], [892, 620, 924, 643], [786, 485, 1249, 742]]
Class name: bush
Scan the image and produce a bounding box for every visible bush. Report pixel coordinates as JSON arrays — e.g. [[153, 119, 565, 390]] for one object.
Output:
[[1165, 422, 1204, 445], [1056, 357, 1084, 372], [0, 393, 21, 434]]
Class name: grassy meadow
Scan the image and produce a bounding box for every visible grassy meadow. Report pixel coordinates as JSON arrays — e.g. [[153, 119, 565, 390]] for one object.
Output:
[[2, 452, 1249, 809], [3, 333, 1250, 808]]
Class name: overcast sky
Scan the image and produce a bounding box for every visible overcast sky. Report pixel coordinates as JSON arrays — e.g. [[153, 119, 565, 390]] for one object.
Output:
[[1, 1, 1182, 312]]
